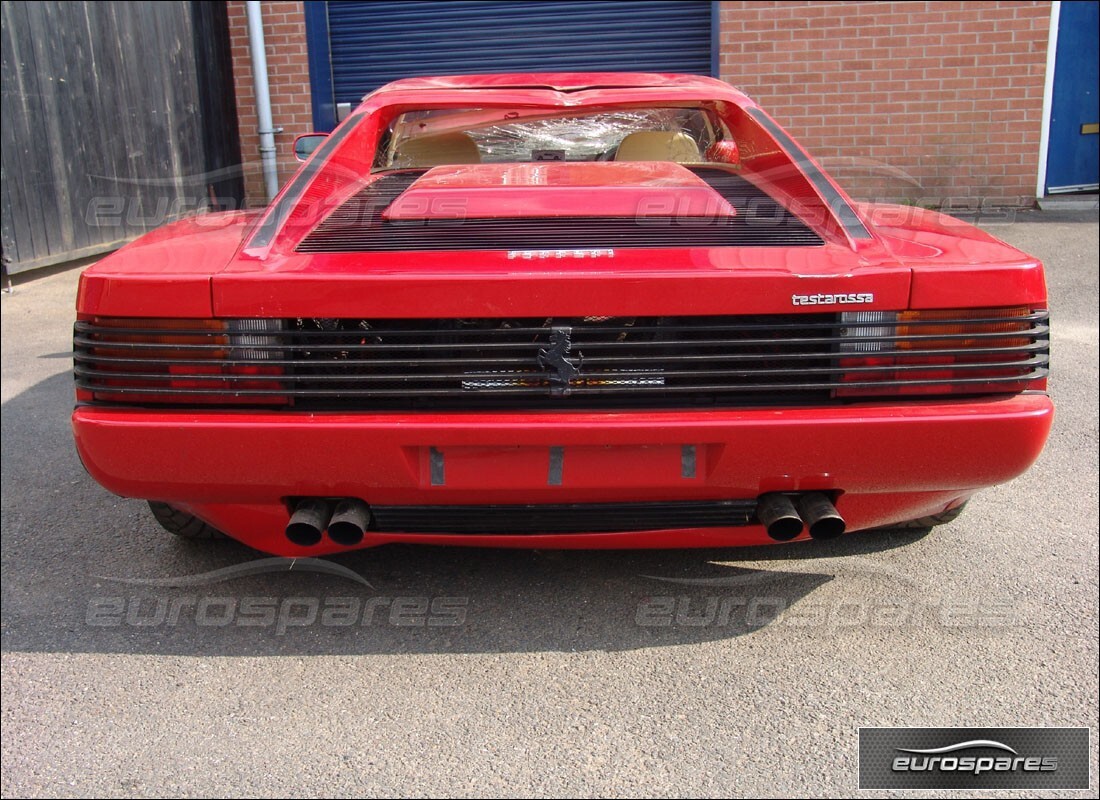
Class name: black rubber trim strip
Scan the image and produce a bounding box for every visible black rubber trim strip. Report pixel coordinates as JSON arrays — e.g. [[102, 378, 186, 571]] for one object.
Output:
[[548, 446, 564, 486], [429, 447, 445, 486], [745, 107, 873, 240], [681, 445, 697, 479]]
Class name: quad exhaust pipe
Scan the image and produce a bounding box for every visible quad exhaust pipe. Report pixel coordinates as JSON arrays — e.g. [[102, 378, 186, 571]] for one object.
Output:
[[758, 492, 845, 541], [285, 498, 333, 546], [797, 493, 846, 540], [285, 498, 372, 546], [327, 499, 371, 546], [756, 493, 804, 541]]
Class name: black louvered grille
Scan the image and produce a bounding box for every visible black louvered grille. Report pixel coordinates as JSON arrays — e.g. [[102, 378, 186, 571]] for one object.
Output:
[[277, 315, 837, 409], [74, 311, 1049, 411], [295, 168, 824, 252], [368, 500, 758, 535]]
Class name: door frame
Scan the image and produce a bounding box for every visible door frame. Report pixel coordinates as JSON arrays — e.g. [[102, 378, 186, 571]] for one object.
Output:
[[1036, 1, 1061, 199]]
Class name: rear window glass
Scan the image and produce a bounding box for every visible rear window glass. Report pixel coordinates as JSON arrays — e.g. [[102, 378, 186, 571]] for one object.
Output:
[[375, 107, 728, 169]]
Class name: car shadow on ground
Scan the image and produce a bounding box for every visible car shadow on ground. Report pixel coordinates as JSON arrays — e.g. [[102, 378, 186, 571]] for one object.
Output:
[[2, 371, 930, 656]]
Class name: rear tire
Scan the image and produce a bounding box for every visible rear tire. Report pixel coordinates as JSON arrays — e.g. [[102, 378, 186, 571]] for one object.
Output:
[[888, 502, 968, 530], [148, 501, 225, 540]]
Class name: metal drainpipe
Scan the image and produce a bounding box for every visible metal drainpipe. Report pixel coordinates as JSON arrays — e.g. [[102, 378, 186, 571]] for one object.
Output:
[[246, 1, 281, 203]]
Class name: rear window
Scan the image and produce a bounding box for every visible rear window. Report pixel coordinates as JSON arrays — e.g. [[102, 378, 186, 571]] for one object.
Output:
[[375, 106, 728, 169]]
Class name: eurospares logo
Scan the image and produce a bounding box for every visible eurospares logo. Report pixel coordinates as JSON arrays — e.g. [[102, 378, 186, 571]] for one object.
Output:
[[893, 739, 1056, 774], [858, 727, 1090, 790]]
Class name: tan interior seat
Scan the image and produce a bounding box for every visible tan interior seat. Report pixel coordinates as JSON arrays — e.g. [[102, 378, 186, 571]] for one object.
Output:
[[392, 132, 482, 167], [614, 131, 703, 163]]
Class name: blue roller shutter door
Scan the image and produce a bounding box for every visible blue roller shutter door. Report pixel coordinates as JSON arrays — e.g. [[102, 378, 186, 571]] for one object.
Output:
[[310, 1, 714, 130]]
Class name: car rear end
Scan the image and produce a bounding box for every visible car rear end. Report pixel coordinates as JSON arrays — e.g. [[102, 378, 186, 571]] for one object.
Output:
[[71, 77, 1053, 555]]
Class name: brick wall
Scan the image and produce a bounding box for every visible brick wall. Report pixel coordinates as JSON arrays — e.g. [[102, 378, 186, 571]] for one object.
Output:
[[226, 1, 1051, 207], [719, 1, 1051, 205], [227, 0, 312, 207]]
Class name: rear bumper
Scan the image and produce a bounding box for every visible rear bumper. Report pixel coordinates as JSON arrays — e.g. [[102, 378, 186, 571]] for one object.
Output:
[[72, 394, 1053, 554]]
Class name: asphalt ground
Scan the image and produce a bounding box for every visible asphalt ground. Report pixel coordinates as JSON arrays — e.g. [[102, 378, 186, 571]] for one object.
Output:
[[1, 210, 1097, 797]]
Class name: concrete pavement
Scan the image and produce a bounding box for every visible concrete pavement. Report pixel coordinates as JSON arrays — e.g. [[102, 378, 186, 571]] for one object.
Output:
[[2, 211, 1097, 797]]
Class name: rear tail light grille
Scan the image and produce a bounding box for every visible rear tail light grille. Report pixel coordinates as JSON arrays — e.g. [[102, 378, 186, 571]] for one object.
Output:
[[74, 309, 1048, 410], [835, 307, 1047, 397], [74, 318, 289, 406]]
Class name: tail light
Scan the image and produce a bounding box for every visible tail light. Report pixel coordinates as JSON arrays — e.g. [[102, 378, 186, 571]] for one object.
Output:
[[74, 317, 289, 406], [836, 306, 1048, 398], [74, 311, 1049, 409]]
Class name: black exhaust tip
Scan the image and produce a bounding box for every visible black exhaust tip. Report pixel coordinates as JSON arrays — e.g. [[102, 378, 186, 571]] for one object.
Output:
[[797, 493, 846, 539], [286, 498, 332, 547], [328, 499, 370, 546], [757, 493, 805, 541]]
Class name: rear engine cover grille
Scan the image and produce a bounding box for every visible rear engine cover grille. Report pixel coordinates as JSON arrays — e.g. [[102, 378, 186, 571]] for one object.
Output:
[[295, 168, 824, 252]]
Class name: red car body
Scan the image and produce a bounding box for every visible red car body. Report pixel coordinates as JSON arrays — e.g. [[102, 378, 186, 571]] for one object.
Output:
[[71, 73, 1052, 556]]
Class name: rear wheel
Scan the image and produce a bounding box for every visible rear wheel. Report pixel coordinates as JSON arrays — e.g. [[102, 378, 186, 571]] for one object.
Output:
[[886, 502, 968, 530], [148, 501, 225, 540]]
